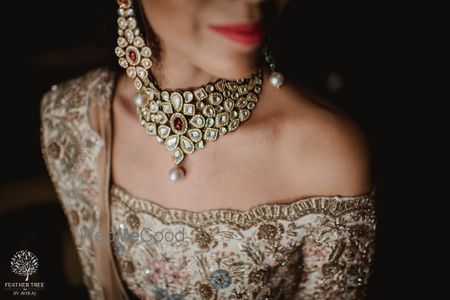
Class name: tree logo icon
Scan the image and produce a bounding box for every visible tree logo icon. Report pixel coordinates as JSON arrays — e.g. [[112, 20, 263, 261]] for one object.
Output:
[[10, 250, 39, 281]]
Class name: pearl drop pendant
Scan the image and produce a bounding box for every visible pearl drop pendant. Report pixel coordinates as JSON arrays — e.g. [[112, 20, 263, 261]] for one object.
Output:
[[269, 71, 285, 89], [168, 166, 185, 182]]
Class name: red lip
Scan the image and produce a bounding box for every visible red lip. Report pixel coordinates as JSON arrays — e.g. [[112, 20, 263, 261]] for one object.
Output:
[[209, 23, 264, 45]]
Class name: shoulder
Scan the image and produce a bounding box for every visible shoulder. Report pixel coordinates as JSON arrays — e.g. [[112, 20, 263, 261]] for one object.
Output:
[[274, 82, 373, 197], [40, 67, 116, 119], [40, 67, 116, 179]]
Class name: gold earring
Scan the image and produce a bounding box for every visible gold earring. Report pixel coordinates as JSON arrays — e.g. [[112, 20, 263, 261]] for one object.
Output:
[[115, 0, 153, 93]]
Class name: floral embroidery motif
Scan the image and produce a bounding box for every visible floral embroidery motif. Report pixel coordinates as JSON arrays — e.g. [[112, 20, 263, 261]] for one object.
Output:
[[193, 229, 215, 249], [126, 213, 140, 229], [195, 282, 215, 299], [209, 269, 232, 289], [256, 222, 284, 241]]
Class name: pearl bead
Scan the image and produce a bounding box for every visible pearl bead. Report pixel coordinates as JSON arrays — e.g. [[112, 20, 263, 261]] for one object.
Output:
[[134, 93, 146, 107], [269, 71, 284, 88], [168, 166, 185, 182]]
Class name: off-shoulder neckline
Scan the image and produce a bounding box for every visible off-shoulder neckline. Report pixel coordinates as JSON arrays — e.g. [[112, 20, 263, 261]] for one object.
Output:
[[109, 182, 376, 227]]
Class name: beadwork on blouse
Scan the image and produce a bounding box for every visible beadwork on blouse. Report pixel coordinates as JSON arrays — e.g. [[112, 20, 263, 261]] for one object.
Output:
[[110, 183, 376, 300]]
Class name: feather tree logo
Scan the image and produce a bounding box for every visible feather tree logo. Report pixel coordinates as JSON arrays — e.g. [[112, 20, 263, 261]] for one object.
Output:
[[10, 250, 39, 281]]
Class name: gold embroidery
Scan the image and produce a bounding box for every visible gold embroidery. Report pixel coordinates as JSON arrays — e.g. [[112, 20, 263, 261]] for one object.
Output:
[[110, 182, 376, 299]]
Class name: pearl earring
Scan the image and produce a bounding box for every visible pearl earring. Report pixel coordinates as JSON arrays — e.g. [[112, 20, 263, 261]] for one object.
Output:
[[263, 44, 285, 89]]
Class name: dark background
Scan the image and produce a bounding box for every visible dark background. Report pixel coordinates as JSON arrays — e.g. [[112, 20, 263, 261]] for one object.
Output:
[[0, 1, 440, 299]]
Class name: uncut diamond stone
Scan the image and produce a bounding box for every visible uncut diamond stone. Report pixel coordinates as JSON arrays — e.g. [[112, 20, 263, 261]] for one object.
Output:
[[146, 123, 156, 135], [134, 78, 142, 90], [208, 92, 223, 106], [228, 119, 240, 132], [183, 91, 194, 103], [161, 102, 173, 114], [226, 82, 238, 91], [115, 47, 125, 57], [126, 67, 136, 78], [171, 147, 184, 165], [170, 92, 183, 112], [219, 127, 228, 135], [238, 85, 248, 95], [118, 58, 128, 68], [190, 115, 205, 128], [248, 79, 257, 90], [157, 125, 171, 138], [117, 37, 128, 48], [196, 101, 205, 110], [125, 29, 134, 43], [183, 104, 195, 116], [239, 109, 250, 122], [195, 140, 205, 150], [194, 88, 207, 101], [206, 118, 214, 127], [118, 17, 127, 29], [165, 135, 179, 151], [161, 91, 170, 101], [180, 135, 195, 154], [141, 58, 152, 69], [136, 67, 147, 79], [223, 90, 231, 98], [215, 112, 229, 127], [156, 111, 168, 124], [247, 92, 257, 102], [149, 100, 158, 113], [215, 80, 226, 92], [187, 129, 202, 142], [236, 97, 247, 108], [141, 47, 152, 57], [156, 137, 164, 144], [204, 128, 219, 141], [202, 105, 215, 118], [128, 18, 137, 29], [223, 99, 234, 112], [141, 108, 150, 121]]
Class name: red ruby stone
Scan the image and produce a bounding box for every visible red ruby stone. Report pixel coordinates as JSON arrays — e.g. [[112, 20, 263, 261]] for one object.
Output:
[[174, 117, 183, 131], [129, 51, 137, 61]]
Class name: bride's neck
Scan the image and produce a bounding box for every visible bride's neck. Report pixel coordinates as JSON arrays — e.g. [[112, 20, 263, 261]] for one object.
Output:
[[149, 47, 218, 90]]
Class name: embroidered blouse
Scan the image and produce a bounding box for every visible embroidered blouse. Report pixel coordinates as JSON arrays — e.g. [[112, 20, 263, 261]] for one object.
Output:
[[40, 68, 376, 300]]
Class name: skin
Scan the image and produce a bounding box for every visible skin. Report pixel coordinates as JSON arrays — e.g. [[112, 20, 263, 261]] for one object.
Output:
[[111, 0, 373, 211]]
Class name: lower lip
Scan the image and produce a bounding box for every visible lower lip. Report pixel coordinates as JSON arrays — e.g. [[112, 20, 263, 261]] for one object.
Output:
[[209, 24, 264, 45]]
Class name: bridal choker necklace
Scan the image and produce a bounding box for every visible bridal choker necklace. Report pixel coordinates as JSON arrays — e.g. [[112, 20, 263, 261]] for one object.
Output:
[[115, 0, 273, 182]]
